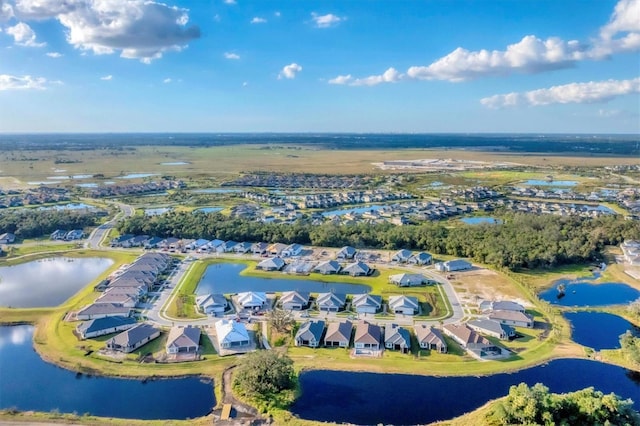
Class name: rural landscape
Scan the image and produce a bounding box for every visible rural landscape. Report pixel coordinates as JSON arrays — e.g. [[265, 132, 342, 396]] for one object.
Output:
[[0, 134, 639, 425]]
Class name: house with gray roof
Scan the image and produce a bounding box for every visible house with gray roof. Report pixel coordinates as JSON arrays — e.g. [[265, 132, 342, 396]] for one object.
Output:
[[352, 294, 382, 314], [196, 294, 228, 315], [76, 303, 132, 320], [479, 300, 526, 313], [388, 295, 419, 315], [488, 310, 534, 328], [323, 321, 352, 348], [336, 246, 357, 259], [279, 291, 310, 311], [0, 232, 16, 244], [76, 316, 137, 340], [166, 325, 201, 354], [468, 318, 515, 340], [408, 252, 432, 265], [215, 319, 251, 349], [443, 323, 502, 358], [435, 259, 472, 272], [342, 261, 372, 277], [251, 242, 269, 254], [267, 243, 288, 256], [95, 292, 137, 308], [388, 273, 428, 287], [282, 243, 304, 257], [313, 260, 342, 275], [233, 242, 253, 254], [316, 292, 346, 312], [354, 321, 382, 350], [295, 320, 325, 348], [391, 249, 413, 263], [414, 324, 447, 353], [256, 257, 285, 271], [105, 323, 161, 353], [384, 324, 411, 353], [237, 292, 268, 310]]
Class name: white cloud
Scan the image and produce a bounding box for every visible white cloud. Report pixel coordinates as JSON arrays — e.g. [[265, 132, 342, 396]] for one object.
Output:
[[11, 0, 200, 63], [224, 52, 240, 59], [242, 81, 248, 87], [163, 78, 172, 83], [596, 0, 640, 55], [274, 11, 280, 17], [329, 68, 403, 86], [0, 74, 49, 90], [311, 12, 343, 28], [278, 63, 302, 79], [250, 17, 266, 24], [6, 22, 45, 46], [100, 75, 112, 81], [0, 0, 14, 21], [328, 74, 353, 85], [223, 0, 236, 4], [480, 77, 640, 108], [46, 51, 62, 58]]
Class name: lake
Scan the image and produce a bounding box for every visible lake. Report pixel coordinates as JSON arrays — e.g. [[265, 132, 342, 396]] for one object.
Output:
[[565, 312, 639, 350], [118, 173, 159, 179], [322, 205, 385, 217], [196, 263, 371, 295], [460, 216, 503, 225], [193, 207, 223, 214], [0, 257, 114, 308], [539, 281, 640, 307], [524, 179, 578, 186], [144, 207, 171, 216], [0, 325, 214, 420], [291, 359, 640, 425], [191, 188, 242, 194]]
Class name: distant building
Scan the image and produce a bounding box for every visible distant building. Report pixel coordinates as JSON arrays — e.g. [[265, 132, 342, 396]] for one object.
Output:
[[435, 259, 472, 272]]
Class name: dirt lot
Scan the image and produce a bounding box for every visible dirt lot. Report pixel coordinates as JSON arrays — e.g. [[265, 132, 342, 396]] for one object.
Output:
[[448, 267, 530, 309]]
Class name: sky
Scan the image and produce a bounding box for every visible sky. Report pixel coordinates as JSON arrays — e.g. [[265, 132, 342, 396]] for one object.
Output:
[[0, 0, 638, 133]]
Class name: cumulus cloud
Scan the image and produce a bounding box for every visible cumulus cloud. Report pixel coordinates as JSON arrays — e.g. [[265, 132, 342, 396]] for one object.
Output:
[[595, 0, 640, 55], [278, 63, 302, 79], [224, 52, 240, 59], [163, 77, 172, 83], [100, 75, 112, 81], [6, 22, 45, 46], [0, 0, 14, 21], [311, 12, 343, 28], [46, 51, 62, 58], [0, 74, 49, 90], [329, 68, 403, 86], [250, 17, 266, 24], [480, 77, 640, 108], [9, 0, 200, 63], [223, 0, 236, 4]]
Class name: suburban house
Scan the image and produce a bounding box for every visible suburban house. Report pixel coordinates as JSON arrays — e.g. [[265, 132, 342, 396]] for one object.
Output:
[[105, 323, 161, 353], [215, 319, 251, 349], [218, 240, 238, 253], [64, 229, 85, 240], [354, 321, 382, 350], [388, 273, 429, 287], [313, 260, 342, 275], [279, 291, 310, 310], [267, 243, 288, 256], [256, 257, 285, 271], [443, 323, 498, 353], [76, 316, 137, 340], [251, 242, 269, 254], [488, 310, 534, 328], [391, 249, 413, 263], [408, 252, 432, 265], [435, 259, 472, 272], [316, 292, 346, 312], [621, 240, 640, 265], [166, 325, 201, 354], [195, 294, 228, 315], [144, 236, 164, 249], [414, 323, 447, 353], [479, 300, 525, 313], [384, 324, 411, 353], [110, 234, 135, 247], [76, 303, 132, 320], [95, 292, 137, 308], [342, 261, 372, 277], [237, 292, 268, 310], [336, 246, 357, 260], [468, 318, 515, 340], [323, 321, 353, 348], [233, 242, 253, 254], [388, 295, 420, 315], [281, 243, 304, 257], [352, 294, 382, 314], [295, 320, 325, 348], [0, 232, 16, 244]]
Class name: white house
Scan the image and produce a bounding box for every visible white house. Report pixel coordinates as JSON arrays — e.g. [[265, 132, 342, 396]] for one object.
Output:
[[256, 257, 285, 271], [237, 292, 268, 310], [388, 295, 419, 315], [388, 273, 428, 287], [316, 292, 346, 312], [408, 252, 432, 265], [215, 319, 251, 349], [279, 291, 310, 311], [488, 310, 534, 328], [195, 294, 228, 315], [435, 259, 472, 272], [336, 246, 357, 259], [281, 244, 304, 257], [352, 294, 382, 314], [391, 249, 412, 263]]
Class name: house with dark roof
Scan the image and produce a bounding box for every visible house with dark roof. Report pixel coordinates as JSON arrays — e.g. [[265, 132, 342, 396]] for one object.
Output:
[[251, 242, 269, 254], [295, 320, 325, 348], [313, 260, 342, 275], [336, 246, 357, 259], [316, 292, 346, 312], [391, 249, 413, 263], [196, 294, 228, 315], [76, 316, 137, 340], [388, 295, 419, 315], [95, 292, 137, 308], [388, 273, 428, 287], [414, 324, 447, 353], [233, 242, 253, 254], [0, 232, 15, 244], [256, 257, 285, 271], [76, 303, 132, 320], [323, 321, 352, 348], [468, 318, 515, 340], [408, 252, 432, 265], [352, 294, 382, 314], [105, 323, 161, 353], [488, 310, 534, 328], [166, 325, 201, 354], [279, 291, 310, 311], [354, 321, 382, 350], [342, 261, 372, 277], [384, 324, 411, 353]]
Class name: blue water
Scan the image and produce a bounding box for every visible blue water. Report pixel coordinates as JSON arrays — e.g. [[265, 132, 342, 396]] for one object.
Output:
[[160, 162, 189, 165], [291, 359, 640, 425], [144, 207, 171, 216], [565, 312, 639, 350], [460, 216, 503, 225], [539, 281, 640, 307], [193, 207, 223, 213], [76, 183, 98, 188], [40, 203, 95, 211], [0, 326, 214, 420], [524, 179, 578, 186], [118, 173, 159, 179], [196, 263, 371, 295], [191, 188, 242, 194], [322, 205, 385, 217]]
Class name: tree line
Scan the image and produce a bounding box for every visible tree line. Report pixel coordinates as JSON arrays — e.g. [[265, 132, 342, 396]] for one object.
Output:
[[0, 209, 97, 239], [116, 212, 640, 271]]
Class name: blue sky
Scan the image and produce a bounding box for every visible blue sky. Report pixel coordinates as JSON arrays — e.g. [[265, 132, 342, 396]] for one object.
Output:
[[0, 0, 638, 133]]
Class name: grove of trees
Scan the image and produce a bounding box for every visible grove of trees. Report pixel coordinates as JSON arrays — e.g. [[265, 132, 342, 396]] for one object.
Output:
[[0, 210, 97, 239], [233, 351, 296, 402]]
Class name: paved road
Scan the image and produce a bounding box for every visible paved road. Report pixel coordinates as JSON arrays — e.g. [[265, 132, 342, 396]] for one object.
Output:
[[85, 201, 135, 249]]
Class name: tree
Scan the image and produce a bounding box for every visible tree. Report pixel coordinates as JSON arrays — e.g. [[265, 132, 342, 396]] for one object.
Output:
[[268, 309, 295, 333], [620, 331, 640, 365], [233, 351, 295, 398]]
